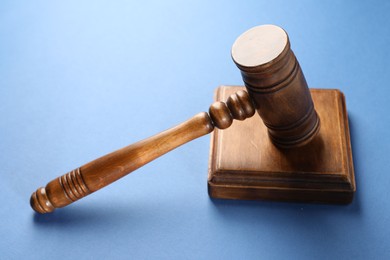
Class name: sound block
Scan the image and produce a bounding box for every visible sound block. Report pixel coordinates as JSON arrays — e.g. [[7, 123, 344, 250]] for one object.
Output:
[[208, 86, 355, 204]]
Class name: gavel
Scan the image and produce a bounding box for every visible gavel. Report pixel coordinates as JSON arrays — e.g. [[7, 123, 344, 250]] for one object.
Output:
[[31, 24, 321, 213]]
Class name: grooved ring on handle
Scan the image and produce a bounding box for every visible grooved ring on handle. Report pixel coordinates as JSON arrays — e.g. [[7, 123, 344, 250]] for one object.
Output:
[[30, 168, 91, 214], [59, 168, 90, 201]]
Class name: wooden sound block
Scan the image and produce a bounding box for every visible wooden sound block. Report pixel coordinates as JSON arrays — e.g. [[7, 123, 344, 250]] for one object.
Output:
[[208, 86, 356, 204]]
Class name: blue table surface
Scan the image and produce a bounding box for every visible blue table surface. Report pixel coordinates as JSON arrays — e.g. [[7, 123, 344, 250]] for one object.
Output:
[[1, 1, 390, 259]]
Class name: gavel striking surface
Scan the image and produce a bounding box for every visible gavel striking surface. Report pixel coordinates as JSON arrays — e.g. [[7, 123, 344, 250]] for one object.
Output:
[[208, 86, 355, 203], [231, 25, 321, 149]]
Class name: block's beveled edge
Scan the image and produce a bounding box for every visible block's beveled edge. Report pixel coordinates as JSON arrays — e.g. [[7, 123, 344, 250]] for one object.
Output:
[[207, 86, 356, 204], [337, 89, 356, 195]]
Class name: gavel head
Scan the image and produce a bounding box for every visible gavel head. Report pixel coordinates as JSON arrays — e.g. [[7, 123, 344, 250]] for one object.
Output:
[[231, 24, 320, 148]]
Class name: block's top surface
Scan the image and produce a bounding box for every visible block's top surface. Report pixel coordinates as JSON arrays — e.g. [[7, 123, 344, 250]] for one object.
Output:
[[231, 25, 288, 68], [209, 86, 355, 192]]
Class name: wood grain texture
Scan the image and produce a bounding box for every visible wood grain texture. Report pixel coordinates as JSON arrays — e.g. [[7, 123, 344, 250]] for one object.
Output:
[[232, 24, 320, 148], [30, 90, 255, 214], [208, 86, 355, 204]]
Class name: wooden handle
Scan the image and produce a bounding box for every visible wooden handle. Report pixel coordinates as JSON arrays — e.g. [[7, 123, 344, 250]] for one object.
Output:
[[30, 90, 255, 214]]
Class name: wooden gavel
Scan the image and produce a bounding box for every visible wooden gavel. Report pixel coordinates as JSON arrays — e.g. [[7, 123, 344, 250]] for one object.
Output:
[[31, 24, 320, 214]]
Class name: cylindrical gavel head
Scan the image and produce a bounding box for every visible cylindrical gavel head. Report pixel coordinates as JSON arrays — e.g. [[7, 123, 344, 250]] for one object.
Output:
[[231, 24, 320, 148]]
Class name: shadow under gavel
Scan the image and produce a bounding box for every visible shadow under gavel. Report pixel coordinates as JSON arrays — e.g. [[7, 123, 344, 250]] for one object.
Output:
[[30, 90, 256, 214]]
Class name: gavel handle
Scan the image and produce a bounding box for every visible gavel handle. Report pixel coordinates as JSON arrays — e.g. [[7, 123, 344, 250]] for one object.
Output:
[[30, 90, 255, 214]]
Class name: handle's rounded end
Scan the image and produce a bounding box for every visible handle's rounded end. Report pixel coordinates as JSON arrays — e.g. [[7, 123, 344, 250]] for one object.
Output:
[[30, 187, 55, 214]]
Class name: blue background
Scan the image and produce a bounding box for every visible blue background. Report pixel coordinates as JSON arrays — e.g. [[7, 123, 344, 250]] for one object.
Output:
[[1, 1, 389, 259]]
